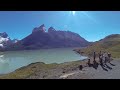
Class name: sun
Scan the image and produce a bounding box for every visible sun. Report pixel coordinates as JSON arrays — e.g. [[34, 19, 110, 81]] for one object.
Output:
[[72, 11, 76, 15], [69, 11, 76, 16]]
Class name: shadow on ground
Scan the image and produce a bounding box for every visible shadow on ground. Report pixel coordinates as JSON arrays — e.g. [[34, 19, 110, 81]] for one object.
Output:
[[87, 60, 116, 72]]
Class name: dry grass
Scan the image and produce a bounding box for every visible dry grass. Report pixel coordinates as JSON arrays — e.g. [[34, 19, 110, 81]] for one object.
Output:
[[0, 62, 58, 79]]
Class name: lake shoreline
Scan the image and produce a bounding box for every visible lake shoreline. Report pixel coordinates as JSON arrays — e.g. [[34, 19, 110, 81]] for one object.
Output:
[[0, 47, 119, 79], [0, 58, 89, 79], [0, 47, 87, 74], [0, 57, 119, 79]]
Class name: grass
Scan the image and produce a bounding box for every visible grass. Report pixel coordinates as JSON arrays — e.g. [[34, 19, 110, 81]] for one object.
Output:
[[0, 62, 58, 79], [0, 60, 87, 79], [74, 36, 120, 58], [0, 66, 34, 79]]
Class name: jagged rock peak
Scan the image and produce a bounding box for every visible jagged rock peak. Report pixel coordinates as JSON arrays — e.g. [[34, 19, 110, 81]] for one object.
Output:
[[0, 32, 8, 38], [38, 24, 46, 32], [48, 27, 56, 33], [39, 24, 45, 28], [48, 27, 55, 30], [32, 24, 46, 33]]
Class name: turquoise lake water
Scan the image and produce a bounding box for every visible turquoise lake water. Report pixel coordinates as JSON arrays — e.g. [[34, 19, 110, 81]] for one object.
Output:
[[0, 47, 87, 74]]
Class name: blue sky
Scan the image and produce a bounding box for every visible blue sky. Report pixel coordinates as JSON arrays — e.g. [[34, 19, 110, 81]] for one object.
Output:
[[0, 11, 120, 42]]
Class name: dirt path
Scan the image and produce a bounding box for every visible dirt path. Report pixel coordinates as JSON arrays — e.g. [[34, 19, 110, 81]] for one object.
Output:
[[27, 58, 120, 79], [62, 59, 120, 79]]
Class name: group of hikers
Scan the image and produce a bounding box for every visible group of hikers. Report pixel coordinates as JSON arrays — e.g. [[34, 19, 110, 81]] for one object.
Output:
[[93, 51, 112, 66], [75, 50, 114, 70]]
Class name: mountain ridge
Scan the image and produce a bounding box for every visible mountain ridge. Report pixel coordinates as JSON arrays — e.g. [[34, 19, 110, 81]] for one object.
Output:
[[2, 24, 90, 51]]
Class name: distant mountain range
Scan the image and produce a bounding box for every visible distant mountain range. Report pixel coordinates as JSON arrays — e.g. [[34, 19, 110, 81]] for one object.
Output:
[[1, 24, 120, 57], [0, 24, 90, 51]]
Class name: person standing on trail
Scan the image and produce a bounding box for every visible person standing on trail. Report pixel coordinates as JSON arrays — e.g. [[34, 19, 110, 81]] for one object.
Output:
[[87, 58, 91, 67], [108, 52, 111, 63], [93, 51, 96, 61], [98, 51, 101, 60], [103, 51, 108, 64], [99, 51, 103, 65]]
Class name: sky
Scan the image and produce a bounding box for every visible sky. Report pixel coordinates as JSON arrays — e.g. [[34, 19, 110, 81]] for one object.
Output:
[[0, 11, 120, 42]]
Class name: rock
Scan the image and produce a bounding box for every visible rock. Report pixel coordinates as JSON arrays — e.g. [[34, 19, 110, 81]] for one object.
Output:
[[32, 24, 46, 33], [48, 27, 56, 33], [79, 65, 83, 70], [32, 27, 39, 33]]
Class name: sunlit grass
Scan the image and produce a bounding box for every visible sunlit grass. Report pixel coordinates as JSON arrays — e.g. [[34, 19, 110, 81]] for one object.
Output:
[[75, 40, 120, 58], [0, 62, 59, 79]]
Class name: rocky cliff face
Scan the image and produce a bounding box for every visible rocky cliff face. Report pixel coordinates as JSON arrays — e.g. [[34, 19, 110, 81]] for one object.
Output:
[[2, 24, 89, 50], [47, 27, 89, 47], [32, 24, 46, 33], [5, 24, 89, 51]]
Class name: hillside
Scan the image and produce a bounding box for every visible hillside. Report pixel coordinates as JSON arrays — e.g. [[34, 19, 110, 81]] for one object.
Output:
[[74, 34, 120, 58]]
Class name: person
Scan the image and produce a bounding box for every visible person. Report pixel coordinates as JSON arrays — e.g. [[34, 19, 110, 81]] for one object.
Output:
[[108, 52, 111, 63], [99, 51, 103, 65], [87, 58, 91, 67], [79, 65, 83, 70], [98, 51, 101, 60], [103, 51, 108, 64], [93, 51, 96, 62]]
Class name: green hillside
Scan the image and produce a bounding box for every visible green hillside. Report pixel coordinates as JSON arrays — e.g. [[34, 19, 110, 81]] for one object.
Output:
[[74, 34, 120, 58]]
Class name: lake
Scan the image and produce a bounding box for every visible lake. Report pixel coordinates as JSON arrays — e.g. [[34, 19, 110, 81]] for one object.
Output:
[[0, 47, 87, 74]]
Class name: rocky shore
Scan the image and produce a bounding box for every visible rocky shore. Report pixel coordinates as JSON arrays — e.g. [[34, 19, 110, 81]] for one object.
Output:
[[0, 57, 119, 79], [0, 59, 88, 79]]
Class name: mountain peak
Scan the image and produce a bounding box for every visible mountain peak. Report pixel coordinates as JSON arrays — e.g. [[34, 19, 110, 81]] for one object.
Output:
[[48, 27, 56, 33], [0, 32, 8, 38], [39, 24, 45, 28], [48, 27, 55, 30], [2, 25, 90, 51], [38, 24, 46, 32], [32, 24, 46, 33]]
